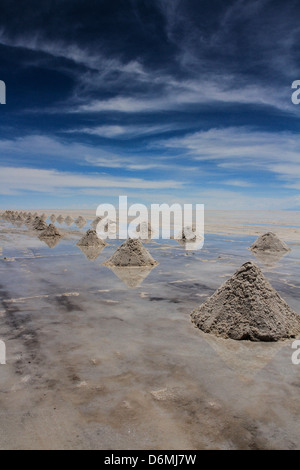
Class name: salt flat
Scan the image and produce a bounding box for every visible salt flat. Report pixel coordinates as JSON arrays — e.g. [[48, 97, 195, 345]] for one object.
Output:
[[0, 211, 300, 449]]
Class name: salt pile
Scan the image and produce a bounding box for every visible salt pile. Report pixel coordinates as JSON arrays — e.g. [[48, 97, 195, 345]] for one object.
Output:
[[77, 230, 106, 261], [25, 214, 34, 225], [176, 225, 198, 241], [39, 224, 62, 248], [104, 238, 158, 267], [191, 262, 300, 342], [75, 216, 86, 228], [175, 226, 204, 251], [135, 221, 154, 240], [15, 214, 24, 224], [250, 232, 290, 253], [56, 215, 65, 224], [91, 216, 103, 229], [50, 214, 57, 223], [32, 217, 48, 231], [65, 216, 74, 226], [39, 224, 62, 238], [77, 229, 106, 248]]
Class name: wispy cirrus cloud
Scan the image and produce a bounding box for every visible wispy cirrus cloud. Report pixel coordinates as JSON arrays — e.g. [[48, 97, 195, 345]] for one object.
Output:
[[161, 126, 300, 192], [0, 134, 199, 174], [66, 123, 179, 139]]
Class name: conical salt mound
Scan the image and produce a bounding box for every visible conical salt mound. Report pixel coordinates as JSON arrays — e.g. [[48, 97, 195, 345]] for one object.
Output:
[[91, 216, 103, 229], [135, 222, 154, 240], [33, 218, 48, 231], [250, 232, 290, 253], [75, 216, 86, 228], [104, 238, 159, 267], [39, 224, 62, 239], [25, 215, 34, 225], [65, 216, 74, 226], [50, 214, 57, 223], [191, 262, 300, 342], [77, 229, 106, 248], [56, 215, 65, 224], [175, 225, 198, 241]]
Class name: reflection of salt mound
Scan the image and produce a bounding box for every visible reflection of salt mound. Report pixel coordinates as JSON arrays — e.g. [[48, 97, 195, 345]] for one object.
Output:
[[107, 265, 157, 288], [252, 250, 288, 267], [50, 214, 57, 223], [78, 245, 105, 261], [65, 216, 74, 226], [39, 224, 63, 249], [191, 262, 300, 342], [200, 332, 283, 380], [77, 229, 106, 248], [250, 232, 290, 254], [40, 237, 62, 249], [104, 238, 159, 267], [56, 215, 65, 224]]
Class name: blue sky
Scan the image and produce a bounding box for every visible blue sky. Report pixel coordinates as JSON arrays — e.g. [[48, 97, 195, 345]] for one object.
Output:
[[0, 0, 300, 210]]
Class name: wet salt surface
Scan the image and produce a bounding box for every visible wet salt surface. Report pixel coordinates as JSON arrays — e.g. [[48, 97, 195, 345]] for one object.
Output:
[[0, 223, 300, 449]]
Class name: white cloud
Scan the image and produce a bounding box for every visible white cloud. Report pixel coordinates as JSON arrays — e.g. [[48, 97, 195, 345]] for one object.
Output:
[[67, 123, 178, 138], [222, 180, 255, 188], [162, 126, 300, 195], [75, 79, 294, 114], [164, 127, 300, 165], [0, 30, 295, 115], [0, 166, 183, 196]]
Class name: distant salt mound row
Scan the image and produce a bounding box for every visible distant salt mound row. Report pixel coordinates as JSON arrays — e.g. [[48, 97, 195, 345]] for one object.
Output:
[[175, 225, 199, 241], [104, 238, 159, 267], [77, 229, 106, 248], [75, 216, 86, 228], [64, 216, 74, 226], [50, 214, 57, 223], [25, 215, 34, 225], [250, 232, 290, 253], [135, 221, 154, 240], [56, 215, 65, 224], [191, 262, 300, 342], [91, 216, 103, 229]]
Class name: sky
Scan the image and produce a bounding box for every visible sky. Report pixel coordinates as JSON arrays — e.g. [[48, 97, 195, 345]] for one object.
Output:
[[0, 0, 300, 210]]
